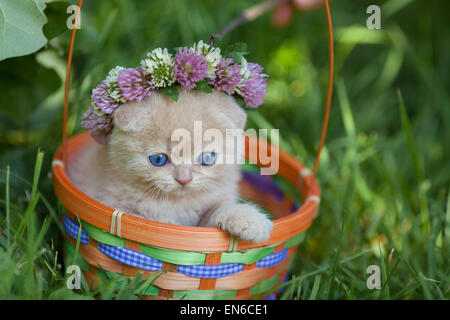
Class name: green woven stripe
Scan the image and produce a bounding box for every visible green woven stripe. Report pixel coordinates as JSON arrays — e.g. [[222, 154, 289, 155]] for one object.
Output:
[[140, 245, 206, 265], [81, 220, 125, 247], [284, 232, 306, 248], [249, 274, 280, 295], [221, 245, 275, 264], [65, 240, 90, 272], [173, 289, 237, 300]]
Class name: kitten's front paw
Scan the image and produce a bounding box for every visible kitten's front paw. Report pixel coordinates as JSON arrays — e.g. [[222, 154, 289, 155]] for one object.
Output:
[[214, 203, 273, 243]]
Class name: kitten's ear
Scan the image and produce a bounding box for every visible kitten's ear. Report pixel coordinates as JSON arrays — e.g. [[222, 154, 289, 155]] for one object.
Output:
[[220, 95, 247, 129], [112, 101, 151, 132]]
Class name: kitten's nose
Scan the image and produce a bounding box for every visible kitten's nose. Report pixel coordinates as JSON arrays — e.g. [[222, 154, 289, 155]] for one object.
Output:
[[174, 166, 192, 187], [175, 178, 192, 186]]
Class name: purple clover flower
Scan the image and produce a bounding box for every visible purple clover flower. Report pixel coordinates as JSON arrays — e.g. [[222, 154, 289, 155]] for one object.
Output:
[[173, 47, 208, 90], [209, 58, 242, 95], [91, 81, 119, 114], [117, 67, 155, 102], [81, 106, 113, 144], [239, 63, 268, 108]]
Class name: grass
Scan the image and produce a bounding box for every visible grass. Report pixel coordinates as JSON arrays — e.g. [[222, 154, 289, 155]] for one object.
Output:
[[0, 0, 449, 299]]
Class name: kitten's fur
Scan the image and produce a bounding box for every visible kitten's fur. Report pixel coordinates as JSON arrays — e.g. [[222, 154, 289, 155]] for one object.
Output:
[[68, 89, 273, 242]]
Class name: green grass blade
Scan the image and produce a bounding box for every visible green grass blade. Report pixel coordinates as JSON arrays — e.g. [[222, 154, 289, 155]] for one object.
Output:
[[30, 150, 44, 201], [308, 275, 321, 300], [5, 165, 10, 249]]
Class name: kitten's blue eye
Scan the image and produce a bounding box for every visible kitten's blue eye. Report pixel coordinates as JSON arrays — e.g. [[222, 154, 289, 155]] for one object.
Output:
[[149, 154, 168, 167], [199, 152, 216, 166]]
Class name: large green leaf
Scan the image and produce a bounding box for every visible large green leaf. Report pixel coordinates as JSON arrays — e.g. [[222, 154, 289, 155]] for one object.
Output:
[[0, 0, 48, 61]]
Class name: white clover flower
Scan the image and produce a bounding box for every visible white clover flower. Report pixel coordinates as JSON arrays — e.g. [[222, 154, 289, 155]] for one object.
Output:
[[205, 47, 222, 78], [147, 48, 174, 67], [192, 40, 208, 55], [141, 48, 175, 88], [192, 41, 222, 78], [234, 57, 251, 93], [239, 57, 251, 80], [105, 66, 124, 87]]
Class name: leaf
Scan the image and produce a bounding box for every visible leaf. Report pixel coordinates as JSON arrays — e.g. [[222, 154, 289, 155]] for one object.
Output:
[[43, 1, 71, 40], [195, 79, 212, 93], [224, 42, 248, 62], [0, 0, 48, 61], [160, 86, 179, 101], [233, 94, 246, 108]]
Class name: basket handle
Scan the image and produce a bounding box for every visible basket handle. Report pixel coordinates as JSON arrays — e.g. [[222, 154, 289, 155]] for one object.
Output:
[[312, 0, 334, 180], [61, 0, 334, 182], [61, 0, 83, 164]]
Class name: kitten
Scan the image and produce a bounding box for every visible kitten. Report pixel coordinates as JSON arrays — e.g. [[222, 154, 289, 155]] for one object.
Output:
[[68, 89, 273, 243]]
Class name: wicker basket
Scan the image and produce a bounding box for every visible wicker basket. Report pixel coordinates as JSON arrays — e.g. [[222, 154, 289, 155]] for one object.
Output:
[[52, 0, 334, 300], [53, 132, 320, 299]]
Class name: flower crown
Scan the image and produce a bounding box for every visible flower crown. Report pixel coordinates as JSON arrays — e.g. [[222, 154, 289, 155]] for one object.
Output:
[[81, 41, 269, 143]]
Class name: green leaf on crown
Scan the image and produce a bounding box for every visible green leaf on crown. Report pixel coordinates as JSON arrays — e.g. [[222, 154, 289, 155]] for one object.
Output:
[[224, 42, 249, 63], [195, 80, 213, 93], [161, 85, 179, 101], [233, 94, 247, 109]]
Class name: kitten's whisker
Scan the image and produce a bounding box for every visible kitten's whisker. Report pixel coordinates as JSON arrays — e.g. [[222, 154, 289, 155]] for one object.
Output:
[[133, 182, 160, 205]]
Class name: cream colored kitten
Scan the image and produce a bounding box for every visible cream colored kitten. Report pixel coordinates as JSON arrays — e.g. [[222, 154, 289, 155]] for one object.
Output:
[[68, 89, 273, 243]]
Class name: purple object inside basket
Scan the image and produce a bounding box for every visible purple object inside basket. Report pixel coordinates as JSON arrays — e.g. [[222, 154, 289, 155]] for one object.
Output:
[[241, 171, 284, 201], [291, 202, 300, 213]]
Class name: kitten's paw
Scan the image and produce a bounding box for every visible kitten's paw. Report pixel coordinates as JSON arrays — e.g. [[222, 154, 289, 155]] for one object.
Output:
[[214, 203, 273, 243]]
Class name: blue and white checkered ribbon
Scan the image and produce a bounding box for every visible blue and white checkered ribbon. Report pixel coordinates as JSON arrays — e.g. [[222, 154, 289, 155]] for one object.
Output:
[[256, 248, 288, 268], [97, 243, 163, 271], [63, 215, 89, 244], [177, 263, 244, 278]]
